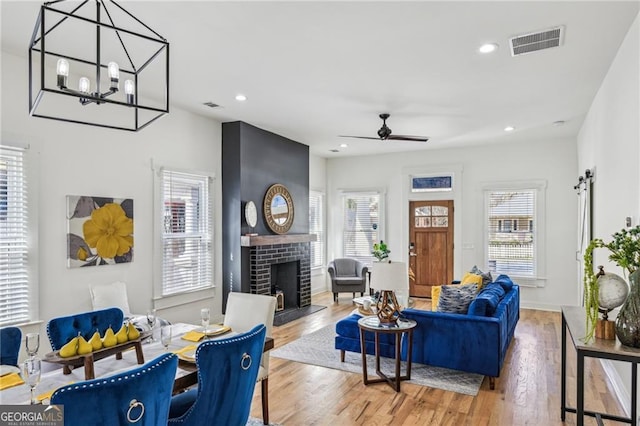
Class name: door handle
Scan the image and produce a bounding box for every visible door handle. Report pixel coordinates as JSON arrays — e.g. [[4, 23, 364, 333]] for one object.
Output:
[[409, 252, 417, 257]]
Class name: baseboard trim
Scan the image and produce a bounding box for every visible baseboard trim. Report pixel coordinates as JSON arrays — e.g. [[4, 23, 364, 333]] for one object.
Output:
[[600, 359, 631, 418]]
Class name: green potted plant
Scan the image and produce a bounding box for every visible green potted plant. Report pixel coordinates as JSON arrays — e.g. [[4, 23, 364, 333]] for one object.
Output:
[[372, 240, 390, 262], [584, 225, 640, 343]]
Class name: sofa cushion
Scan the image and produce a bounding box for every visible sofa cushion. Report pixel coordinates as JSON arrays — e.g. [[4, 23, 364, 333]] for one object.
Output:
[[461, 272, 483, 287], [468, 282, 506, 316], [493, 274, 514, 292], [432, 283, 477, 311], [470, 265, 493, 286], [436, 284, 478, 314]]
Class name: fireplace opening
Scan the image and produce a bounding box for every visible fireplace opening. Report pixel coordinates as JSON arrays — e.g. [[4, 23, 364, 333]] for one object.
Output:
[[270, 261, 300, 311]]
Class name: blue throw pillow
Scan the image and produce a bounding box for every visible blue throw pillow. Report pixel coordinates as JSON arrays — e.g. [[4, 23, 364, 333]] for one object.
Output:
[[493, 274, 514, 292], [468, 283, 506, 316], [437, 283, 478, 314]]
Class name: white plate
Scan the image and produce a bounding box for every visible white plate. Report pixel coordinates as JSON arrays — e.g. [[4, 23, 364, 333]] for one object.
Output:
[[0, 365, 20, 376]]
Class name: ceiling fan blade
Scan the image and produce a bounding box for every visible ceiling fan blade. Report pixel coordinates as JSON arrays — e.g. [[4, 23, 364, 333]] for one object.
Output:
[[338, 135, 384, 140], [387, 135, 430, 142]]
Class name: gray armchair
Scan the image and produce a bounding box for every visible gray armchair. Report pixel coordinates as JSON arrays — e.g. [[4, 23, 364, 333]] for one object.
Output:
[[328, 258, 368, 303]]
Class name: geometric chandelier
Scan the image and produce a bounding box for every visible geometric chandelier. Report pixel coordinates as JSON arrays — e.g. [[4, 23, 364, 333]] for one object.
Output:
[[29, 0, 169, 132]]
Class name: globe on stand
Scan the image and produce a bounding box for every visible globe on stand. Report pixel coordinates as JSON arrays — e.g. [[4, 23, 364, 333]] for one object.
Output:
[[596, 266, 629, 339]]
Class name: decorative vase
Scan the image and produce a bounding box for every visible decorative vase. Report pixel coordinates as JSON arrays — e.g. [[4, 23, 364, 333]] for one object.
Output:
[[615, 269, 640, 348]]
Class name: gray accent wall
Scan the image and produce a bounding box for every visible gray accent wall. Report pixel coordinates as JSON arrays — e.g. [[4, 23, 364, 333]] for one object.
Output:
[[222, 121, 309, 311]]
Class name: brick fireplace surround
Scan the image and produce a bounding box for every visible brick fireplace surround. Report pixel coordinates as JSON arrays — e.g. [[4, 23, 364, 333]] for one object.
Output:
[[241, 234, 316, 309]]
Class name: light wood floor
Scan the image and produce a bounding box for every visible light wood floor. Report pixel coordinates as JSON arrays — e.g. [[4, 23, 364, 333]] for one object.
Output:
[[250, 292, 626, 425]]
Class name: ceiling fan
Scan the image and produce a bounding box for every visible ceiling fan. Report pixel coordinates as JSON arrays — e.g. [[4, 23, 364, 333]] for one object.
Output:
[[340, 113, 429, 142]]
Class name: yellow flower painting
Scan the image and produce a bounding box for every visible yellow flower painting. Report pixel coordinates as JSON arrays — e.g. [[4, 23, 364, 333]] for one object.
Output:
[[67, 196, 134, 268]]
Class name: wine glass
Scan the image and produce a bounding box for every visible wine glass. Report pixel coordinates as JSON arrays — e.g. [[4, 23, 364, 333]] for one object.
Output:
[[146, 309, 157, 342], [200, 308, 210, 336], [25, 332, 40, 358], [160, 325, 172, 351], [22, 357, 41, 405]]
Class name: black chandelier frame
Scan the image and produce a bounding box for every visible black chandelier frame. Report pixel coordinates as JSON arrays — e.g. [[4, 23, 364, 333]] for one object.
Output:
[[28, 0, 170, 132]]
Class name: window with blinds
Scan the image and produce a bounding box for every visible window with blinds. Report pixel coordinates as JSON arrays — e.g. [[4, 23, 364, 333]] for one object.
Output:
[[0, 145, 29, 325], [309, 190, 324, 268], [487, 190, 535, 277], [342, 192, 380, 265], [161, 170, 213, 296]]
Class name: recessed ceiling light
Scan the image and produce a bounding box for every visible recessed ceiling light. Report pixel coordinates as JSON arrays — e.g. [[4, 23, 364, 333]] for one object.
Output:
[[235, 94, 247, 101], [479, 43, 499, 54], [340, 143, 348, 148], [504, 126, 515, 132]]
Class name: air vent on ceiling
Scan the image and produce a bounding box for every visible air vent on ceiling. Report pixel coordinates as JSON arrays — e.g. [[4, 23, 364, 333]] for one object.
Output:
[[509, 26, 564, 56], [203, 102, 220, 108]]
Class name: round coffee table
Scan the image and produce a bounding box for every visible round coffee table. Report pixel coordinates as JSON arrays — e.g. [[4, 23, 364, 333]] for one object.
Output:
[[357, 316, 417, 392]]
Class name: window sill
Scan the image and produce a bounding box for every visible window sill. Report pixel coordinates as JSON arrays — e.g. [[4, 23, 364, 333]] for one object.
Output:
[[1, 319, 44, 328], [154, 286, 215, 310]]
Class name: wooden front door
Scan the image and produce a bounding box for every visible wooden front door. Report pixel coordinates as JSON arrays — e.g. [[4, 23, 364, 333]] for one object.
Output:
[[409, 200, 454, 297]]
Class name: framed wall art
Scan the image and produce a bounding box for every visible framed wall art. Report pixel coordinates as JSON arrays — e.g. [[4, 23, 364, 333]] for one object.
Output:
[[67, 195, 134, 268]]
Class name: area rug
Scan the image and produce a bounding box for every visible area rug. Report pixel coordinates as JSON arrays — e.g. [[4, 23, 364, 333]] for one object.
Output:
[[273, 305, 326, 326], [271, 324, 484, 396], [246, 417, 281, 426]]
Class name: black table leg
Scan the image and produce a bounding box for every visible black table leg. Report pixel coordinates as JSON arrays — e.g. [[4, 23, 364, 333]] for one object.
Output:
[[577, 350, 584, 426]]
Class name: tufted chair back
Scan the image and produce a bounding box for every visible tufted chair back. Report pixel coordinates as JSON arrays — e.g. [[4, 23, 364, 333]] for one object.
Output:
[[168, 324, 266, 426], [47, 307, 124, 350], [51, 353, 178, 426], [0, 326, 22, 366]]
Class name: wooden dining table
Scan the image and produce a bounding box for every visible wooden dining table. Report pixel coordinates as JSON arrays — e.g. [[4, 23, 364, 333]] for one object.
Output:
[[0, 323, 274, 405]]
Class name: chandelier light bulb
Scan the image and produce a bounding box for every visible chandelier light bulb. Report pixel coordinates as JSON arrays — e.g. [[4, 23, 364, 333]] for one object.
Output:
[[124, 79, 135, 104], [79, 77, 91, 94], [107, 62, 119, 80], [108, 62, 119, 90], [56, 58, 69, 88], [56, 59, 69, 77]]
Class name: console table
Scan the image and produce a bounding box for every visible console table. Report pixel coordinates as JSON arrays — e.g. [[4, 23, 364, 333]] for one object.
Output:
[[561, 306, 640, 426]]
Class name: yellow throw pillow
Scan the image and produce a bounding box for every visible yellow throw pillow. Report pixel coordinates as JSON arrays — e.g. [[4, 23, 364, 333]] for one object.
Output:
[[461, 272, 484, 289], [432, 282, 479, 311], [431, 285, 442, 311]]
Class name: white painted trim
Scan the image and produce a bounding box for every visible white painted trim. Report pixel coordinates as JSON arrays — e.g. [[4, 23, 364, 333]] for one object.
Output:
[[401, 164, 464, 279], [600, 359, 631, 419], [482, 180, 548, 286], [153, 287, 216, 310]]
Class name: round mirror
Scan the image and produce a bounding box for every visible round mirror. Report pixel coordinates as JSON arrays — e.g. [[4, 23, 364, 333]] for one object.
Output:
[[271, 194, 288, 225], [264, 184, 294, 234]]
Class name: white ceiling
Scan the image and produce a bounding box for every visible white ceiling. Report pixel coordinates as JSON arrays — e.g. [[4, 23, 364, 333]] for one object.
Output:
[[2, 1, 638, 157]]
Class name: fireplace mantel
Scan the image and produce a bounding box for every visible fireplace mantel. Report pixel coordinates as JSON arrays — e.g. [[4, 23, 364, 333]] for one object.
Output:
[[241, 233, 317, 247]]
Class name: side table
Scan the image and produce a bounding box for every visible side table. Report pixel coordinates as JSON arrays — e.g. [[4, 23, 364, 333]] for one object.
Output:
[[357, 316, 416, 392], [561, 305, 640, 426]]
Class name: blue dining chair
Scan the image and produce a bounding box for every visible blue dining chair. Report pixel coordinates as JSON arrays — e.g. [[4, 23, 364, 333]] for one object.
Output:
[[51, 353, 178, 426], [0, 326, 22, 366], [168, 324, 267, 426]]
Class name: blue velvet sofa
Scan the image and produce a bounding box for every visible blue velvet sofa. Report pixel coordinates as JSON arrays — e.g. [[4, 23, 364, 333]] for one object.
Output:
[[335, 276, 520, 389]]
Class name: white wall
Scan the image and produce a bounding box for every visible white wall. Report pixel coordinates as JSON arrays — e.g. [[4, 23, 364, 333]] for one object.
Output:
[[577, 12, 640, 419], [309, 153, 328, 294], [2, 50, 223, 353], [326, 136, 578, 310]]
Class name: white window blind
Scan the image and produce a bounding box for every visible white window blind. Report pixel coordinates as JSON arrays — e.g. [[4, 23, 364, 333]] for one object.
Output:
[[487, 190, 535, 277], [161, 170, 213, 296], [309, 190, 324, 268], [342, 192, 380, 265], [0, 145, 29, 325]]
